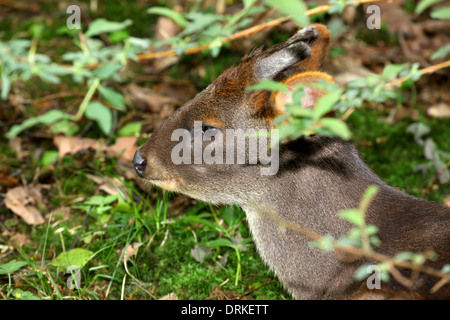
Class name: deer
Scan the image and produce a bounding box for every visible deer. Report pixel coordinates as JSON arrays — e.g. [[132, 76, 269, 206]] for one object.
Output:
[[133, 24, 450, 299]]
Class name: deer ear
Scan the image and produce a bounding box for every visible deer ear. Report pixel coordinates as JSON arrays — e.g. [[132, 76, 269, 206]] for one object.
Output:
[[295, 24, 330, 71], [253, 24, 330, 81], [272, 71, 335, 114], [253, 26, 317, 80]]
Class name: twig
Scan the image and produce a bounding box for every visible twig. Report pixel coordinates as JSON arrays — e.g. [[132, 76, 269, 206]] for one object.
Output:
[[388, 265, 414, 288], [385, 60, 450, 89], [430, 278, 449, 294], [235, 279, 274, 300], [421, 160, 450, 199], [259, 206, 450, 290]]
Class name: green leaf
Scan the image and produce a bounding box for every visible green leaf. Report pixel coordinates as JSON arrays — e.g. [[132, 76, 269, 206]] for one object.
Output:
[[394, 251, 414, 262], [243, 0, 257, 8], [381, 64, 407, 81], [309, 235, 335, 252], [319, 118, 351, 140], [93, 62, 123, 80], [12, 289, 41, 300], [206, 238, 235, 248], [182, 12, 223, 36], [0, 259, 28, 274], [41, 150, 59, 167], [348, 228, 362, 242], [412, 253, 426, 265], [264, 0, 309, 26], [354, 264, 372, 281], [5, 109, 70, 138], [85, 18, 132, 38], [220, 206, 240, 228], [51, 119, 79, 136], [85, 194, 118, 206], [147, 7, 188, 28], [98, 85, 125, 110], [362, 185, 379, 203], [365, 224, 379, 236], [182, 216, 227, 233], [430, 6, 450, 19], [415, 0, 443, 15], [442, 264, 450, 273], [51, 248, 94, 270], [339, 209, 363, 226], [313, 89, 342, 120], [431, 43, 450, 60], [85, 101, 113, 135], [8, 39, 31, 55], [117, 122, 142, 136], [34, 110, 64, 125], [246, 79, 288, 93], [109, 30, 130, 43]]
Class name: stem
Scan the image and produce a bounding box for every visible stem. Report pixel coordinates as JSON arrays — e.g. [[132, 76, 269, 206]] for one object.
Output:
[[259, 206, 450, 284], [73, 77, 101, 121], [385, 60, 450, 89]]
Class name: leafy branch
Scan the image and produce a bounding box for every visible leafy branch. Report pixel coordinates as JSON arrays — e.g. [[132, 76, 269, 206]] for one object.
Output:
[[256, 185, 450, 294], [137, 0, 390, 61]]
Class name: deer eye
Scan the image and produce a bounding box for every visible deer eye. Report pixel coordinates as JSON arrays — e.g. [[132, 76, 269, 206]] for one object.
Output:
[[202, 125, 221, 141]]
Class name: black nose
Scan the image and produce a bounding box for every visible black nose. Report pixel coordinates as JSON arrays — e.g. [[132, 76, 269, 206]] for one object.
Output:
[[133, 149, 147, 177]]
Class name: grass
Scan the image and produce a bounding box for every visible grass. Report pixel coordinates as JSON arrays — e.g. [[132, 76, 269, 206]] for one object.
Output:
[[347, 107, 450, 202], [1, 105, 448, 300]]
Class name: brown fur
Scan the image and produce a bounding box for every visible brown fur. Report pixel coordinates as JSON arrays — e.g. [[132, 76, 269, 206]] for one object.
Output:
[[134, 25, 450, 299]]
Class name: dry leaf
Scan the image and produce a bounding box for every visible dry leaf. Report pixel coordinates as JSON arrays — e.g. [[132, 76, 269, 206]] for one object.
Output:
[[427, 102, 450, 118], [85, 173, 128, 196], [53, 135, 137, 164], [393, 106, 419, 123], [0, 244, 12, 254], [444, 195, 450, 208], [106, 136, 138, 163], [124, 84, 180, 114], [8, 137, 27, 160], [159, 292, 179, 300], [53, 136, 101, 158], [4, 186, 45, 225], [123, 242, 143, 262], [10, 233, 32, 248]]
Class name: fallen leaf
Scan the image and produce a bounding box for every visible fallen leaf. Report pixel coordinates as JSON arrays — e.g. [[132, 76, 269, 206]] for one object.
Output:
[[190, 243, 212, 263], [392, 106, 419, 123], [444, 195, 450, 207], [85, 173, 129, 197], [0, 244, 12, 254], [427, 102, 450, 118], [53, 136, 102, 159], [124, 84, 180, 114], [8, 137, 28, 160], [53, 135, 138, 163], [159, 292, 179, 300], [123, 242, 143, 262], [4, 186, 45, 225], [106, 136, 138, 163], [9, 233, 32, 248]]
